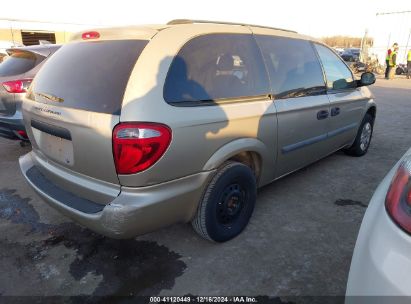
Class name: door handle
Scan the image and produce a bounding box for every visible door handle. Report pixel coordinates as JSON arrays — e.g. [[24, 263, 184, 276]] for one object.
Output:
[[317, 110, 329, 120], [331, 107, 340, 117]]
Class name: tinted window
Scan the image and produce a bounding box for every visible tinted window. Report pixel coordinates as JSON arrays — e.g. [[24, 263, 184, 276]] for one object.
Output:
[[255, 35, 325, 99], [31, 40, 148, 114], [0, 51, 40, 76], [314, 44, 355, 90], [164, 34, 270, 104]]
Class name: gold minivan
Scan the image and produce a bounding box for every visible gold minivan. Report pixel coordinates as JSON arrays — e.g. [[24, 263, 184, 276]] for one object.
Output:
[[19, 20, 376, 242]]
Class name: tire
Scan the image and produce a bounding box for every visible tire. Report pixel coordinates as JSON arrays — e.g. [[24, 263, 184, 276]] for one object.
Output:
[[344, 114, 374, 157], [192, 161, 257, 242], [396, 67, 403, 75]]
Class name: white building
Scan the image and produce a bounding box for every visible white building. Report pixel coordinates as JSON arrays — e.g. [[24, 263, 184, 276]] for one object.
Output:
[[367, 11, 411, 64]]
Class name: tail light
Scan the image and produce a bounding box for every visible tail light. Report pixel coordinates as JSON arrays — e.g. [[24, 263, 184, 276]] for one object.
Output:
[[112, 122, 172, 174], [16, 130, 28, 139], [2, 79, 32, 93], [82, 31, 100, 40], [386, 156, 411, 233]]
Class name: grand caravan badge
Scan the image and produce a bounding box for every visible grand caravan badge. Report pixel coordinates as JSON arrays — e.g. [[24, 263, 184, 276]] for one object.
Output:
[[35, 92, 64, 103], [33, 106, 61, 116]]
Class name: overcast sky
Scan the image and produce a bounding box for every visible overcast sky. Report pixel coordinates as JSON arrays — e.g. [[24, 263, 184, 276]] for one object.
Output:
[[0, 0, 410, 37]]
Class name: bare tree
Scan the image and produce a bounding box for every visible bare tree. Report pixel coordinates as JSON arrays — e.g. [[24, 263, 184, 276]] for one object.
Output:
[[320, 36, 374, 48]]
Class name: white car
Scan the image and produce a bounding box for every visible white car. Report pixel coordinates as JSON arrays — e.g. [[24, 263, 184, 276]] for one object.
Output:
[[346, 147, 411, 301]]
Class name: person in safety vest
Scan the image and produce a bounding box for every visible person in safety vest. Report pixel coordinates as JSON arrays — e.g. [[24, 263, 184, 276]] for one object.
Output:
[[385, 43, 398, 79], [407, 49, 411, 79]]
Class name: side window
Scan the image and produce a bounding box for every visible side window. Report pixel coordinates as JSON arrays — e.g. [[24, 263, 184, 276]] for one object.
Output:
[[314, 44, 355, 90], [255, 35, 326, 99], [164, 34, 270, 104]]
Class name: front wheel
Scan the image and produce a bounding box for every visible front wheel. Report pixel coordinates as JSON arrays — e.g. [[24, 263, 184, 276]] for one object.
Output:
[[192, 161, 257, 242], [344, 114, 374, 157]]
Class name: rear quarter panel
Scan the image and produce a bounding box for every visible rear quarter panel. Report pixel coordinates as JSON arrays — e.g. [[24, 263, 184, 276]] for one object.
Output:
[[119, 25, 278, 187]]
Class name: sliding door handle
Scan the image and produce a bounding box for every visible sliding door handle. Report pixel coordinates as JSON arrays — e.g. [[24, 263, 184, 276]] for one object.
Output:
[[331, 107, 340, 116], [317, 110, 329, 120]]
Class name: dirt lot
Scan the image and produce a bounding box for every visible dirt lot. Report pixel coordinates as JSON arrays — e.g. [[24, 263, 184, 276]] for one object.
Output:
[[0, 77, 410, 301]]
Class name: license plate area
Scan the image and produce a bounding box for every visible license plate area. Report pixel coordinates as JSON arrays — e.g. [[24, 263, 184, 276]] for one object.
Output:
[[31, 120, 74, 166]]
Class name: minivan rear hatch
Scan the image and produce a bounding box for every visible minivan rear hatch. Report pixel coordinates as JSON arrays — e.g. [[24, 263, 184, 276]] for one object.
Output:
[[24, 39, 148, 188]]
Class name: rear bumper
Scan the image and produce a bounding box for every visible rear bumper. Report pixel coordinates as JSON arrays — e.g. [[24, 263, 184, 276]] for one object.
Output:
[[19, 152, 213, 238], [0, 111, 26, 140], [346, 148, 411, 299]]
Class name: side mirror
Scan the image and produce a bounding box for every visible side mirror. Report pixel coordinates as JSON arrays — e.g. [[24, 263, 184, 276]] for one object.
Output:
[[357, 72, 376, 87], [333, 78, 349, 90]]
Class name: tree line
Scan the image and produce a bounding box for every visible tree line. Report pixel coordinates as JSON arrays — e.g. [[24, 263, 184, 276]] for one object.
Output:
[[320, 36, 374, 48]]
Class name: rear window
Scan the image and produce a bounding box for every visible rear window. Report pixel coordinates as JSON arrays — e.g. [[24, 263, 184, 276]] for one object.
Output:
[[0, 51, 40, 76], [31, 40, 148, 115]]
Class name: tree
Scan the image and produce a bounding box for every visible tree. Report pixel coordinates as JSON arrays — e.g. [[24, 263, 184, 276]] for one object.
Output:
[[320, 36, 374, 48]]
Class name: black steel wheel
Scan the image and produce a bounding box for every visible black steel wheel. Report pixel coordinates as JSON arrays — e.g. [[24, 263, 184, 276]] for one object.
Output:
[[192, 161, 257, 242]]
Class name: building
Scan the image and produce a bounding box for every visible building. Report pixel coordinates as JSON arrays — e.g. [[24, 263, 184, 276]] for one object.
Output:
[[367, 11, 411, 65], [0, 19, 104, 46]]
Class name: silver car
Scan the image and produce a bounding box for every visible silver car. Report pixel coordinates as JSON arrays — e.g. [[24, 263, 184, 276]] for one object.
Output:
[[19, 20, 376, 242], [0, 44, 60, 141]]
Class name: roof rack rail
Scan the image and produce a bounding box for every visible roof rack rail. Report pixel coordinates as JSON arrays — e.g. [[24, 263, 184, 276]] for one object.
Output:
[[167, 19, 297, 34]]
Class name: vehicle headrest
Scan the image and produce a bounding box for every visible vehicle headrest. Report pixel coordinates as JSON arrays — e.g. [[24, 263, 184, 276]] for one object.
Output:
[[217, 53, 233, 70]]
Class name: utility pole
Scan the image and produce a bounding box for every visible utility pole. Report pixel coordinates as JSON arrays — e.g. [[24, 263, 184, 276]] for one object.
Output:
[[360, 28, 368, 62], [9, 21, 15, 44], [386, 32, 391, 51]]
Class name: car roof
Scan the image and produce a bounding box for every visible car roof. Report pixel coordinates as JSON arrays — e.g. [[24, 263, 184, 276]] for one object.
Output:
[[6, 44, 61, 57], [70, 20, 318, 43]]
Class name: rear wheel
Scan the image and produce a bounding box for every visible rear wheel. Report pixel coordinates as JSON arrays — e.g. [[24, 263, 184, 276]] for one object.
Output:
[[192, 162, 257, 242], [344, 114, 374, 157]]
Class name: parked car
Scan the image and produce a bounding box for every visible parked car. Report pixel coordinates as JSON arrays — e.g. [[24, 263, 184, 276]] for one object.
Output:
[[344, 48, 361, 59], [346, 147, 411, 298], [341, 52, 366, 73], [0, 41, 25, 63], [19, 20, 376, 242], [333, 47, 344, 56], [0, 53, 6, 63], [0, 44, 60, 142], [396, 63, 408, 75]]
